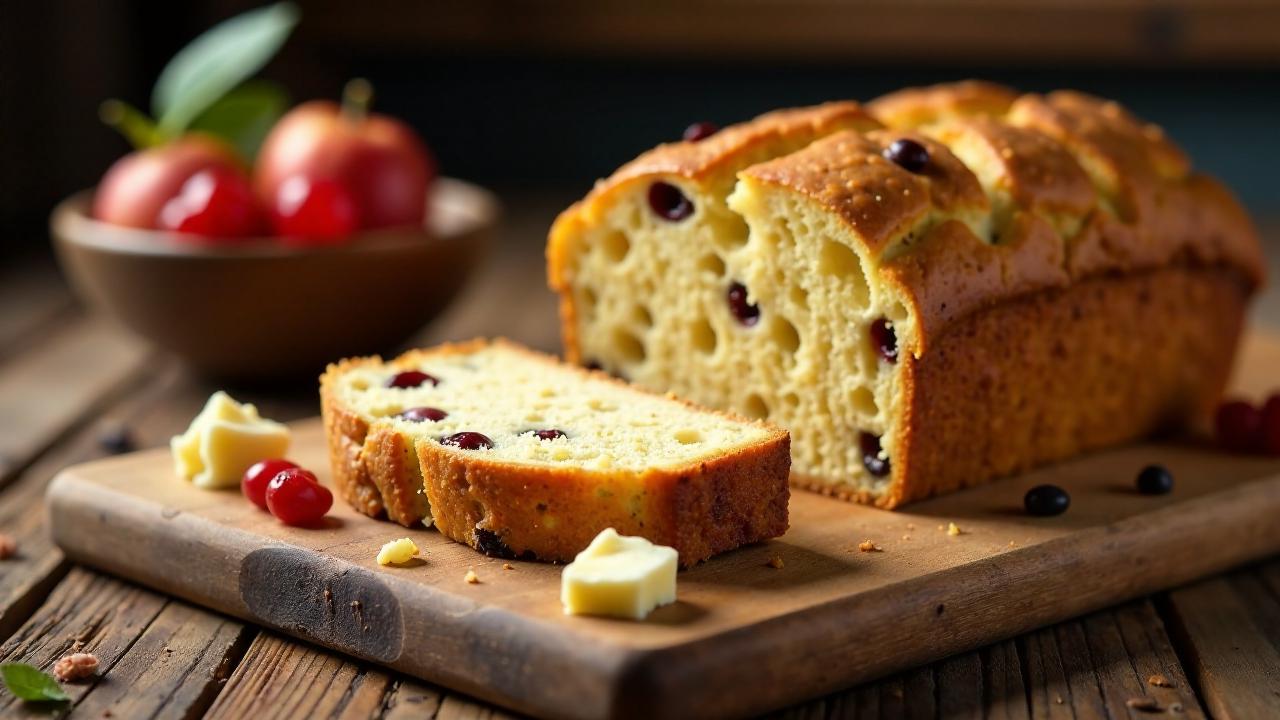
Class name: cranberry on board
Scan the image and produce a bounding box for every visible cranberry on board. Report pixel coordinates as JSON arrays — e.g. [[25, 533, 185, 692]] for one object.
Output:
[[265, 468, 333, 526], [270, 175, 359, 243], [242, 459, 299, 510], [1215, 399, 1263, 453], [157, 166, 264, 238]]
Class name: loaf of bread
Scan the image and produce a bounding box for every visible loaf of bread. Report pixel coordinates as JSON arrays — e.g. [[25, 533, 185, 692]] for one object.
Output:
[[547, 81, 1264, 508], [321, 339, 790, 564]]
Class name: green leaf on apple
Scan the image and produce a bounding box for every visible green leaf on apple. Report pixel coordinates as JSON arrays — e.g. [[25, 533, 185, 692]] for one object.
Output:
[[152, 2, 299, 135], [189, 81, 289, 162], [0, 663, 70, 703]]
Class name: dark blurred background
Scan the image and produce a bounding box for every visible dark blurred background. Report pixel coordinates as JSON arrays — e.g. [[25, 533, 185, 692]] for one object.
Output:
[[3, 0, 1279, 262]]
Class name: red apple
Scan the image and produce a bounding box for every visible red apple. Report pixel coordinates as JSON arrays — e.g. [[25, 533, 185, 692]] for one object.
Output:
[[92, 135, 243, 230], [255, 92, 435, 233]]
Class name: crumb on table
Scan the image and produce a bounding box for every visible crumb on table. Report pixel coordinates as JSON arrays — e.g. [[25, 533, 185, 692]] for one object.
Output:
[[0, 533, 16, 560], [1125, 697, 1160, 712], [53, 652, 99, 682], [502, 563, 514, 571], [1148, 674, 1174, 688], [858, 540, 883, 553], [464, 569, 480, 584], [767, 556, 784, 569], [947, 522, 964, 536]]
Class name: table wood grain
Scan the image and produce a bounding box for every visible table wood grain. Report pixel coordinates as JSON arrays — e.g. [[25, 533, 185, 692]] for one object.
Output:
[[1, 195, 1278, 719]]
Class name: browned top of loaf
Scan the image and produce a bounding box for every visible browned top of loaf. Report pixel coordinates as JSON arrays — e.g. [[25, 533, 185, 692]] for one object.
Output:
[[742, 82, 1264, 347]]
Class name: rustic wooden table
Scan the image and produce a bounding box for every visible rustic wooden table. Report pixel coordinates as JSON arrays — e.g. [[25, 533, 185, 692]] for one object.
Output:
[[2, 192, 1278, 719]]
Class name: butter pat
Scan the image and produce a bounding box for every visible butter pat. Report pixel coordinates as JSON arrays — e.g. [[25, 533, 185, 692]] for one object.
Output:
[[561, 528, 677, 620], [377, 538, 420, 566], [171, 391, 290, 489]]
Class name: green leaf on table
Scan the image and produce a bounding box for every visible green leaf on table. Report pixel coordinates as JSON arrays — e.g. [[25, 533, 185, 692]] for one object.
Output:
[[0, 663, 70, 703], [189, 80, 289, 162], [152, 2, 299, 135]]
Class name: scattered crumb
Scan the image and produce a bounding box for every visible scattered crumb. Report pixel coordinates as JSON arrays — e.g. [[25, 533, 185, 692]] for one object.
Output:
[[1148, 674, 1174, 688], [1008, 541, 1018, 547], [858, 540, 883, 553], [906, 523, 916, 530], [464, 569, 480, 584], [53, 652, 99, 682], [0, 533, 16, 560], [947, 522, 964, 536], [70, 639, 85, 652], [1169, 702, 1183, 712], [502, 563, 514, 571], [766, 556, 785, 569], [1054, 694, 1064, 705], [901, 534, 912, 541], [1126, 697, 1160, 712], [376, 537, 420, 566], [938, 524, 946, 531]]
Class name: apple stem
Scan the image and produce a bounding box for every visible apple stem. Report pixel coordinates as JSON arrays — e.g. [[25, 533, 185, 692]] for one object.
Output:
[[99, 100, 167, 149], [342, 78, 374, 123]]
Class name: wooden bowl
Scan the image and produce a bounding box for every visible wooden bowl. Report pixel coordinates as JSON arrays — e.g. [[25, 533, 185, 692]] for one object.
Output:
[[51, 178, 497, 380]]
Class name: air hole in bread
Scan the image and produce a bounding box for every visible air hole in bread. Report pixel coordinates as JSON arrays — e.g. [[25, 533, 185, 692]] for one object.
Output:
[[783, 392, 800, 407], [886, 300, 909, 323], [744, 393, 770, 420], [850, 386, 878, 415], [602, 230, 631, 262], [691, 317, 717, 354], [770, 316, 801, 354], [612, 328, 646, 364], [698, 253, 727, 276], [789, 284, 809, 309], [674, 429, 703, 444], [633, 305, 653, 328], [818, 240, 870, 303]]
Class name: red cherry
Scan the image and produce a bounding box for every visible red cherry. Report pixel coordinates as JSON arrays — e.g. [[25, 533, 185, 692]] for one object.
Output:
[[1260, 394, 1280, 456], [265, 468, 333, 526], [271, 175, 359, 243], [242, 459, 299, 510], [157, 167, 263, 238], [1215, 400, 1262, 453]]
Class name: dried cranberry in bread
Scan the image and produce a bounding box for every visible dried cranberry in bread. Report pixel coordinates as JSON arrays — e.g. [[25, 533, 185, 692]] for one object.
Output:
[[321, 339, 789, 565], [546, 81, 1264, 508]]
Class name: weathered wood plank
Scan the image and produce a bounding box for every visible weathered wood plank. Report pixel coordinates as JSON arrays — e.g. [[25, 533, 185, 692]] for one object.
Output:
[[68, 601, 253, 720], [1021, 600, 1205, 719], [0, 315, 149, 486], [0, 257, 73, 364], [0, 568, 168, 715], [1165, 567, 1280, 719], [382, 678, 446, 720], [204, 633, 393, 720]]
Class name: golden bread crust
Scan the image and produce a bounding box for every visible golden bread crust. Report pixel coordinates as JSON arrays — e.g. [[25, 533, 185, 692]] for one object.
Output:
[[886, 266, 1247, 508], [545, 80, 1266, 511], [321, 339, 791, 565]]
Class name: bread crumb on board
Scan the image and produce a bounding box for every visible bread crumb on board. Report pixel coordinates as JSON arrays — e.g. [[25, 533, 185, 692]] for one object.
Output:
[[858, 540, 883, 553], [376, 537, 419, 566], [464, 569, 480, 584], [1148, 674, 1175, 688], [53, 652, 99, 682], [766, 556, 785, 569], [946, 522, 964, 536], [502, 563, 514, 571]]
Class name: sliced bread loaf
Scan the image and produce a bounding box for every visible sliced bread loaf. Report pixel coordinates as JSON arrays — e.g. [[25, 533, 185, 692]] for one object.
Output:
[[321, 339, 790, 565]]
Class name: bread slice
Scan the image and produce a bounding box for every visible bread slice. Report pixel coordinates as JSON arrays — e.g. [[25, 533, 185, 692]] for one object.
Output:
[[547, 81, 1264, 508], [321, 339, 790, 565]]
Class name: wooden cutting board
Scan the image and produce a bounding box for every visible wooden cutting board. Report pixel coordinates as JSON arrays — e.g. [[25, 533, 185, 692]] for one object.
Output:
[[47, 333, 1280, 720]]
